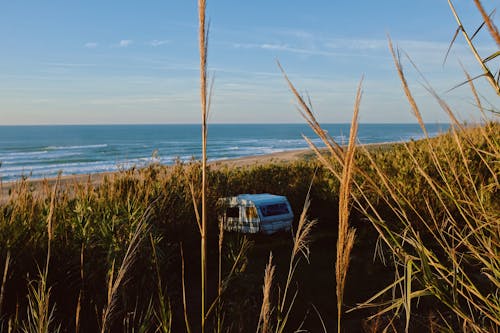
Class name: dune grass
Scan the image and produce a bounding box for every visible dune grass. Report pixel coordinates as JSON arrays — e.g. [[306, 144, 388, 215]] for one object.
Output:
[[0, 120, 497, 331]]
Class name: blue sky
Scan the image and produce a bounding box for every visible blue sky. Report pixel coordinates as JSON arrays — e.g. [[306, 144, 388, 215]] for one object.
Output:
[[0, 1, 498, 125]]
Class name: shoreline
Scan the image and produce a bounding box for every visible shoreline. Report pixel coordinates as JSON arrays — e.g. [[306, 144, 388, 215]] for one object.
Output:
[[0, 142, 397, 202], [0, 148, 314, 201]]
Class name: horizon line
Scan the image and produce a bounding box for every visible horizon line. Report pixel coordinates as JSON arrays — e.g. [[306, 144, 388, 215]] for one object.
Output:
[[0, 121, 452, 126]]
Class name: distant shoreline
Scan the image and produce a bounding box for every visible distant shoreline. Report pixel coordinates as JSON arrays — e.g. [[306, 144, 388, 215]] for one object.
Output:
[[0, 123, 447, 183], [0, 148, 311, 201], [0, 142, 398, 202]]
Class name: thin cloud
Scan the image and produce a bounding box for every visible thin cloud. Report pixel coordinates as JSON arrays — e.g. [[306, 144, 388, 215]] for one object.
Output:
[[84, 42, 98, 49], [233, 42, 342, 57], [118, 39, 133, 47], [148, 40, 169, 47], [44, 62, 96, 68]]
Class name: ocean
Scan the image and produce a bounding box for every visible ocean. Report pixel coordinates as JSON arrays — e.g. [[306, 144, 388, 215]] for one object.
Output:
[[0, 124, 448, 182]]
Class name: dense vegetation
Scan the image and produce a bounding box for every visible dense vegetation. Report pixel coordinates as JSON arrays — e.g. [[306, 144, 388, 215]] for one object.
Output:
[[1, 0, 499, 331], [0, 122, 498, 332]]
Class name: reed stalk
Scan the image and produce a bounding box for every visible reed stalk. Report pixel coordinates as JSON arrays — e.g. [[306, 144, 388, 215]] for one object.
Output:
[[181, 245, 192, 333], [198, 1, 208, 331], [75, 245, 84, 333], [472, 0, 500, 47], [335, 79, 362, 333], [447, 0, 499, 95], [0, 250, 11, 316]]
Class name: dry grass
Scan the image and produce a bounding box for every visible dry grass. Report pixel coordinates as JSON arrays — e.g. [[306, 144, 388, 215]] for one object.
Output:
[[335, 79, 361, 333], [198, 1, 209, 331], [447, 0, 499, 95], [473, 0, 500, 47], [0, 250, 10, 316], [257, 253, 275, 333], [279, 61, 364, 331], [100, 211, 149, 333]]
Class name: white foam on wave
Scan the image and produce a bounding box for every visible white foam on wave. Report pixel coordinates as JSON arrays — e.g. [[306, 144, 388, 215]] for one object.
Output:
[[45, 144, 108, 150], [1, 150, 49, 157], [0, 156, 160, 181]]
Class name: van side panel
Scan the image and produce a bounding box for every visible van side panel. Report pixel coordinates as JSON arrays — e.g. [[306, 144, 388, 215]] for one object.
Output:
[[257, 200, 293, 234]]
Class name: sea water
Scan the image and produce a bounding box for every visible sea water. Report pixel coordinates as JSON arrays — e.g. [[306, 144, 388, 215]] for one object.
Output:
[[0, 124, 448, 181]]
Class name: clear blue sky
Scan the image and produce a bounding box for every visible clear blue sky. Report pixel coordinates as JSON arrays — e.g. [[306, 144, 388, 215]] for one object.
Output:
[[0, 1, 498, 125]]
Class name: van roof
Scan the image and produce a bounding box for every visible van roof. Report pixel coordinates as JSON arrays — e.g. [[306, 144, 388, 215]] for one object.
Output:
[[237, 193, 287, 205]]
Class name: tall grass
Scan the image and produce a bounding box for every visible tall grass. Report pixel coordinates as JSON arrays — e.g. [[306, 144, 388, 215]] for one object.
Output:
[[447, 0, 499, 96], [280, 61, 364, 331], [279, 13, 499, 333], [198, 0, 209, 331]]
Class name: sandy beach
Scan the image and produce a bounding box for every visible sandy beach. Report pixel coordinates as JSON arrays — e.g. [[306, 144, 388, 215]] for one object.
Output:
[[0, 148, 315, 202], [0, 141, 398, 203]]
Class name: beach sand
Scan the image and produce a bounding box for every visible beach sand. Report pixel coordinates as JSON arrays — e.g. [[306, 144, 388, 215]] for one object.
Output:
[[0, 142, 396, 203], [0, 148, 314, 202]]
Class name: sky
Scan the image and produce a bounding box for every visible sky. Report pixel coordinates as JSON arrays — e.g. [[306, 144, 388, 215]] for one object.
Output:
[[0, 1, 498, 125]]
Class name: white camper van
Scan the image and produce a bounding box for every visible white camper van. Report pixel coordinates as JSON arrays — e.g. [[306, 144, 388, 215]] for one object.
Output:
[[217, 194, 293, 234]]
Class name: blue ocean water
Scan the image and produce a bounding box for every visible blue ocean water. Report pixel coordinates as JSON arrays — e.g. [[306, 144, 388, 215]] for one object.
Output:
[[0, 124, 448, 181]]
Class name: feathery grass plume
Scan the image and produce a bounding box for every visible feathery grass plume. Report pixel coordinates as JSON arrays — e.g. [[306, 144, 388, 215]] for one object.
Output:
[[461, 63, 484, 113], [256, 253, 275, 333], [388, 37, 428, 137], [100, 209, 150, 333], [335, 78, 361, 333], [278, 61, 345, 172]]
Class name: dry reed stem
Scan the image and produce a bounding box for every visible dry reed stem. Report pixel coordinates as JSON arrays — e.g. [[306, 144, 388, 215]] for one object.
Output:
[[217, 219, 224, 333], [257, 253, 275, 333], [278, 61, 345, 166], [0, 250, 11, 315], [75, 245, 84, 333], [448, 0, 500, 95], [462, 64, 484, 113], [473, 0, 500, 47], [46, 173, 61, 243], [180, 244, 192, 333], [188, 181, 202, 233], [198, 1, 208, 331]]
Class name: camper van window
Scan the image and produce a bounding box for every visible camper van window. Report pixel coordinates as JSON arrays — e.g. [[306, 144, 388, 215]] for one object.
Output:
[[245, 206, 258, 220], [226, 207, 239, 218], [260, 203, 289, 217]]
